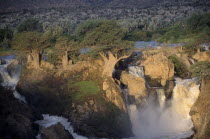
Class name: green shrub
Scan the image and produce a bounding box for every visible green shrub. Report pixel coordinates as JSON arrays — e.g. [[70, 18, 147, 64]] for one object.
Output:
[[190, 61, 210, 77], [69, 81, 99, 101], [125, 31, 151, 41], [168, 56, 189, 78], [154, 12, 210, 45]]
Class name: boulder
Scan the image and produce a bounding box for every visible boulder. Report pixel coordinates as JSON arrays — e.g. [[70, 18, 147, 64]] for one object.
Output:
[[0, 59, 6, 65], [7, 59, 20, 78], [120, 71, 147, 98], [190, 75, 210, 138], [193, 51, 210, 62], [140, 52, 174, 86], [41, 123, 74, 139], [103, 78, 126, 111], [164, 80, 175, 99]]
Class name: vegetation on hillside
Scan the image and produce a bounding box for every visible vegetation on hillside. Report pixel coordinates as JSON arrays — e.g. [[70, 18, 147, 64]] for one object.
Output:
[[155, 13, 210, 44], [126, 12, 210, 44]]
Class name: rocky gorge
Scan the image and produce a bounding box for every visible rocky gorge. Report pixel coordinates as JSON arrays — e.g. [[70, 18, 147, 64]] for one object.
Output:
[[0, 44, 210, 139]]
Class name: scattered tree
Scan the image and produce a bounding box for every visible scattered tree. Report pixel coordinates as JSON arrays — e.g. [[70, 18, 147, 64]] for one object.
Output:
[[12, 31, 51, 68], [0, 27, 13, 49], [55, 36, 78, 69], [80, 20, 134, 77]]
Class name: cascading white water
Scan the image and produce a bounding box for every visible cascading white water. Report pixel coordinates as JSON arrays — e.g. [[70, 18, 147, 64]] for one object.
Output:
[[35, 114, 87, 139], [156, 89, 166, 110], [128, 66, 144, 78], [0, 55, 26, 103], [125, 66, 200, 139]]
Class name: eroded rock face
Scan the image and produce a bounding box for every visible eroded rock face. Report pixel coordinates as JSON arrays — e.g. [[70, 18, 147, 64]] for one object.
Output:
[[193, 51, 210, 62], [103, 78, 126, 111], [190, 75, 210, 138], [17, 67, 132, 138], [41, 123, 74, 139], [140, 52, 174, 86], [120, 71, 147, 98]]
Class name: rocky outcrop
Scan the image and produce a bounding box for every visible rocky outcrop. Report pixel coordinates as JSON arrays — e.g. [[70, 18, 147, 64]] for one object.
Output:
[[41, 123, 74, 139], [7, 59, 21, 77], [140, 52, 174, 86], [193, 51, 210, 62], [103, 78, 126, 111], [190, 75, 210, 138], [0, 86, 40, 139], [120, 71, 147, 98], [16, 69, 66, 115], [17, 66, 132, 138]]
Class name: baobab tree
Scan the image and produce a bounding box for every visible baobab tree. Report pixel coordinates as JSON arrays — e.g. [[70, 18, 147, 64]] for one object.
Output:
[[55, 36, 77, 69], [80, 20, 134, 77], [12, 31, 51, 68]]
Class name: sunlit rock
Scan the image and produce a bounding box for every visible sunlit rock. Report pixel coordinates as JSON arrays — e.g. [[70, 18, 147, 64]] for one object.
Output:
[[190, 75, 210, 138], [140, 52, 174, 86], [193, 51, 210, 62]]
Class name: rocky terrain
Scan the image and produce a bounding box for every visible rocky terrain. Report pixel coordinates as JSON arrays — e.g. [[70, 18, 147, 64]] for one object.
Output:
[[0, 43, 210, 138], [190, 75, 210, 138]]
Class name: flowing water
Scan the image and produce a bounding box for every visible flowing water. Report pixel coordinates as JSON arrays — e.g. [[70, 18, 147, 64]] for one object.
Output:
[[35, 114, 87, 139], [0, 55, 26, 103], [125, 66, 200, 139]]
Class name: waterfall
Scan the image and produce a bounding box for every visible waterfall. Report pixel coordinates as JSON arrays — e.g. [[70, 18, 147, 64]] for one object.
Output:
[[0, 56, 26, 103], [128, 66, 144, 78], [156, 89, 166, 110], [35, 114, 87, 139], [125, 66, 200, 139]]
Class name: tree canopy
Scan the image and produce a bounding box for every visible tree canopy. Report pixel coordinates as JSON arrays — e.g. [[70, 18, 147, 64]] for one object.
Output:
[[55, 35, 78, 55], [12, 31, 51, 53], [74, 19, 102, 41], [80, 20, 133, 53]]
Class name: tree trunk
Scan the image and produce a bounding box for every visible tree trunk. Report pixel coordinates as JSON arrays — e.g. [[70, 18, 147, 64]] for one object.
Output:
[[27, 54, 33, 63], [197, 48, 201, 53], [179, 46, 183, 52], [100, 51, 130, 78], [31, 50, 40, 69], [62, 51, 68, 70]]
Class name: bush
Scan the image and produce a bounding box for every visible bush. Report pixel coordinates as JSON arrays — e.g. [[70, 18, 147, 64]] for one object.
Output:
[[190, 61, 210, 77], [154, 12, 210, 44], [125, 31, 151, 41], [168, 56, 189, 78]]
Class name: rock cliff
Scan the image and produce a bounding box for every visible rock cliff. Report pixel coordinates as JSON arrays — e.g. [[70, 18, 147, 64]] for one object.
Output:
[[193, 51, 210, 62], [190, 75, 210, 138], [140, 52, 174, 86]]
